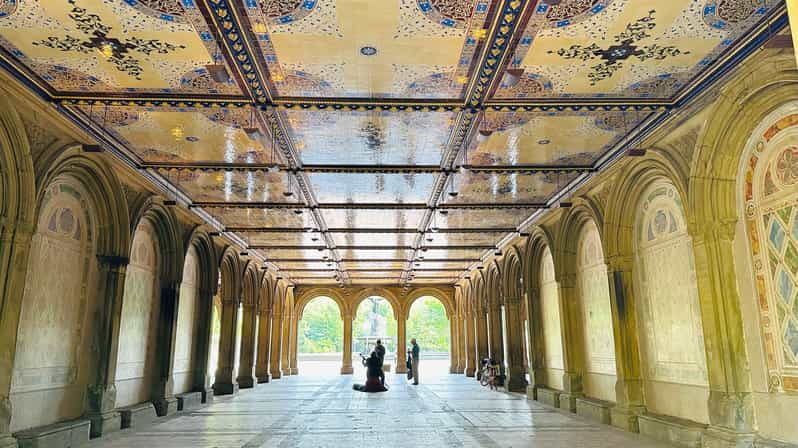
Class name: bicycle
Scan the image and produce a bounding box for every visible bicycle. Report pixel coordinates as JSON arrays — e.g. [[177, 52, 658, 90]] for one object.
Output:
[[478, 358, 501, 390]]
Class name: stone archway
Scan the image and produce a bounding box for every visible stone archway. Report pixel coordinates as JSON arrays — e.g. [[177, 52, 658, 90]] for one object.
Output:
[[404, 294, 451, 376], [295, 295, 345, 376]]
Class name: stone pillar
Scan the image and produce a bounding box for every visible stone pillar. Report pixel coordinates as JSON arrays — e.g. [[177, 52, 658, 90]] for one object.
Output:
[[280, 313, 291, 376], [464, 313, 477, 377], [691, 226, 757, 446], [192, 285, 216, 402], [269, 312, 283, 379], [341, 313, 354, 374], [0, 227, 33, 447], [236, 302, 257, 388], [503, 298, 529, 392], [395, 312, 407, 374], [213, 296, 240, 395], [488, 304, 504, 375], [522, 317, 530, 374], [255, 310, 271, 383], [152, 283, 180, 416], [606, 257, 645, 432], [85, 255, 129, 437], [449, 313, 461, 374], [289, 313, 299, 375], [526, 287, 547, 400], [556, 274, 584, 412], [475, 309, 489, 374]]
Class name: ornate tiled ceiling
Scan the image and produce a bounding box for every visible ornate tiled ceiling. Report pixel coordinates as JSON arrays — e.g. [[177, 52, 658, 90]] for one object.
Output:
[[0, 0, 786, 287]]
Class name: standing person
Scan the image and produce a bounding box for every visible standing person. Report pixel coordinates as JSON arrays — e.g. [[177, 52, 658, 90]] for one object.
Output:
[[373, 339, 386, 386], [409, 338, 420, 385]]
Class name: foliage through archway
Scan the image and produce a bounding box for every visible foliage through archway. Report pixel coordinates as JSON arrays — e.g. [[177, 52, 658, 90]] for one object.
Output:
[[407, 296, 449, 353]]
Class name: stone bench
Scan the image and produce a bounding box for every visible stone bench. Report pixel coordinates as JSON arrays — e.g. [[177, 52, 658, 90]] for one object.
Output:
[[535, 386, 561, 408], [575, 397, 613, 424], [176, 391, 203, 411], [118, 402, 157, 430], [638, 412, 707, 448], [14, 418, 90, 448]]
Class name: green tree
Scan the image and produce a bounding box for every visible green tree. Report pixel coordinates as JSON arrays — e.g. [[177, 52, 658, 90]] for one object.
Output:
[[406, 297, 450, 352], [353, 297, 397, 353], [298, 297, 343, 353]]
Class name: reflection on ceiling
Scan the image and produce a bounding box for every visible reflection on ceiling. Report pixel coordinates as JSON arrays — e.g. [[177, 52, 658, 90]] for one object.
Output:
[[0, 0, 784, 287]]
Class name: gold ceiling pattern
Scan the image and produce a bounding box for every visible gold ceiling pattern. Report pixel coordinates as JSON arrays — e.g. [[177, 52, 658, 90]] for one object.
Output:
[[0, 0, 785, 287]]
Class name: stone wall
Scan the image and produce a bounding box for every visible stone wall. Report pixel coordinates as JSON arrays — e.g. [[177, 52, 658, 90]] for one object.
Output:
[[9, 183, 96, 431], [115, 221, 160, 408], [539, 246, 564, 390], [575, 220, 616, 402], [173, 246, 199, 395]]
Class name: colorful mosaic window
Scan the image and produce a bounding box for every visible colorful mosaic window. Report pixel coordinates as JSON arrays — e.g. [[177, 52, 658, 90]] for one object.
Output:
[[743, 110, 798, 392]]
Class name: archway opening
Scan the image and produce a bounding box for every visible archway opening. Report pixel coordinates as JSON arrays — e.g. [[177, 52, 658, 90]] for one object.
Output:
[[297, 296, 343, 376], [407, 296, 450, 377], [353, 296, 396, 374]]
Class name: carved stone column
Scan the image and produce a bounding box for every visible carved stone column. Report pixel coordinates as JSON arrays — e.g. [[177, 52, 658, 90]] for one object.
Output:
[[236, 302, 257, 388], [464, 313, 477, 377], [152, 282, 180, 416], [449, 313, 461, 374], [280, 313, 291, 376], [269, 312, 283, 379], [475, 309, 489, 378], [86, 255, 129, 437], [289, 313, 299, 375], [692, 226, 756, 446], [0, 226, 32, 446], [395, 312, 407, 374], [255, 310, 271, 383], [504, 298, 529, 392], [192, 285, 215, 402], [606, 257, 646, 432], [341, 313, 354, 374], [526, 287, 547, 400], [488, 304, 504, 375], [557, 274, 584, 412], [213, 297, 240, 395]]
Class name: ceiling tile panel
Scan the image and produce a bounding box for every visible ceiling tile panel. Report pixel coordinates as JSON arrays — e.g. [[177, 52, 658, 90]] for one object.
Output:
[[170, 171, 300, 203], [321, 209, 425, 229], [413, 261, 474, 270], [80, 106, 275, 164], [330, 232, 415, 247], [446, 171, 578, 204], [421, 248, 488, 259], [241, 0, 498, 99], [342, 262, 408, 270], [434, 209, 531, 229], [309, 172, 435, 204], [204, 208, 315, 229], [0, 0, 243, 95], [468, 110, 652, 166], [491, 0, 779, 100], [421, 232, 504, 246], [259, 248, 330, 260], [284, 109, 455, 165], [339, 249, 413, 260]]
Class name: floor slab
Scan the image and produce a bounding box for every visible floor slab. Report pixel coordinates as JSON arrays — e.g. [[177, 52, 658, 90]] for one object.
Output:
[[86, 363, 675, 448]]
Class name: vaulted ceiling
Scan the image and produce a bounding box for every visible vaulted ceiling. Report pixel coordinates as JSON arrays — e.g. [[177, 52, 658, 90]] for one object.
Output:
[[0, 0, 786, 287]]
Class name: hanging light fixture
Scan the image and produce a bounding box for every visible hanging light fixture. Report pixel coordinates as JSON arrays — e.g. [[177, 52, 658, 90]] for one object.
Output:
[[476, 129, 492, 143], [283, 172, 295, 197], [243, 107, 263, 141]]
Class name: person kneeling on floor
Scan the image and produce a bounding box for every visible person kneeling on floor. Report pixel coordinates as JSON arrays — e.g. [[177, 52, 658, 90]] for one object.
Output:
[[353, 351, 388, 392]]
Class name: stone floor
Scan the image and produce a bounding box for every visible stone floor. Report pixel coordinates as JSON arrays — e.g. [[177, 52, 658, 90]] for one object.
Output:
[[87, 362, 674, 448]]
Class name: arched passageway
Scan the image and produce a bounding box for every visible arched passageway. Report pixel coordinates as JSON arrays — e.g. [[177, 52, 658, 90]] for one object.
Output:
[[353, 296, 397, 373], [406, 296, 450, 376], [297, 296, 344, 376]]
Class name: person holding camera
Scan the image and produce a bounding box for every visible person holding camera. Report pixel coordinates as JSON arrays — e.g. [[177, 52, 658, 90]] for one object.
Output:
[[353, 351, 387, 393], [374, 339, 386, 386]]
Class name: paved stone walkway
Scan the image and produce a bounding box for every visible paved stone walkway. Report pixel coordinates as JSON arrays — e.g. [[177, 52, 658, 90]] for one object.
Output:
[[88, 366, 674, 448]]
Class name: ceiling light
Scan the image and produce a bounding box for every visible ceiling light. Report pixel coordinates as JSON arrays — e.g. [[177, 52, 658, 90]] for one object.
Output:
[[243, 127, 264, 141], [267, 164, 280, 173], [240, 251, 249, 256], [431, 226, 440, 232], [439, 209, 449, 215], [311, 237, 319, 242], [163, 199, 177, 206], [626, 148, 646, 157], [425, 235, 433, 242], [81, 144, 102, 153], [559, 202, 572, 208], [477, 129, 492, 143], [282, 190, 294, 197], [500, 68, 524, 89], [421, 247, 428, 252], [494, 249, 502, 256], [448, 190, 459, 198], [317, 247, 324, 252], [206, 65, 231, 83], [293, 209, 303, 215]]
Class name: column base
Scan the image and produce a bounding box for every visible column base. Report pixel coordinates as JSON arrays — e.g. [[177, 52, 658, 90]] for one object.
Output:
[[271, 370, 282, 380], [87, 411, 121, 438], [504, 376, 528, 393], [200, 387, 214, 404], [257, 374, 271, 384], [0, 435, 16, 448], [396, 365, 408, 374], [449, 366, 461, 374], [465, 367, 476, 377], [610, 405, 645, 433], [340, 366, 354, 375], [212, 382, 239, 396], [281, 369, 291, 377], [290, 368, 299, 375], [526, 384, 537, 400], [153, 396, 178, 417], [558, 391, 581, 413], [237, 376, 256, 389], [702, 426, 756, 448]]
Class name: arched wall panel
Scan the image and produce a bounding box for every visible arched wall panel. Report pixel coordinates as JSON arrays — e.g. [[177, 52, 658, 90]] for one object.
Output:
[[174, 245, 200, 394], [539, 245, 564, 390]]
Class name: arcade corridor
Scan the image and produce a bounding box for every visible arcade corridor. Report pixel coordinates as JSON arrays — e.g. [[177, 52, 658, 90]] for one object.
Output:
[[85, 370, 671, 448]]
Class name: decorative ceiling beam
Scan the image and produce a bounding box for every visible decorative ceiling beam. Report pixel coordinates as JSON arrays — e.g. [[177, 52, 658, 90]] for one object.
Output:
[[265, 258, 480, 263], [281, 268, 467, 272], [251, 245, 496, 250], [226, 227, 516, 233], [191, 202, 546, 209], [144, 162, 594, 174]]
